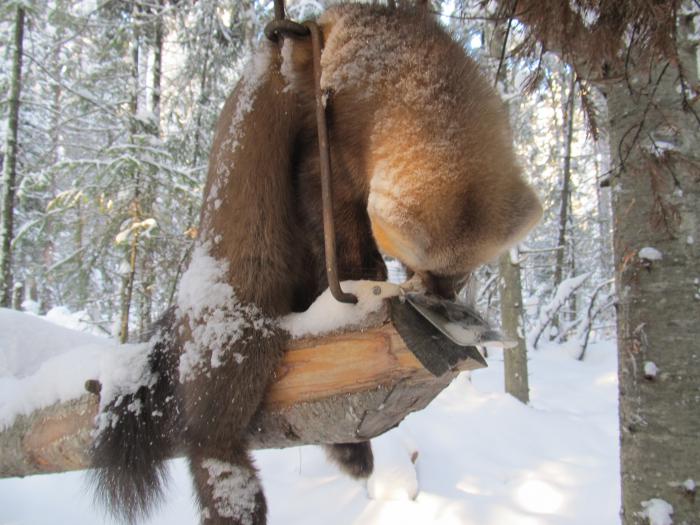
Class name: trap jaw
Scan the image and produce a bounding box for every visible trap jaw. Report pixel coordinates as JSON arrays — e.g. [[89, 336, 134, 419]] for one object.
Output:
[[391, 293, 514, 377], [405, 293, 515, 348]]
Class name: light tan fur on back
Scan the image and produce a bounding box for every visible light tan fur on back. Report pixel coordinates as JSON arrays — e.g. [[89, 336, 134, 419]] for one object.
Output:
[[317, 5, 542, 277]]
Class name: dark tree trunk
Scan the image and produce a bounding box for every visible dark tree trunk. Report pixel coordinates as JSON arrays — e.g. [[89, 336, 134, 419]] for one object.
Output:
[[0, 5, 26, 307], [552, 71, 576, 331]]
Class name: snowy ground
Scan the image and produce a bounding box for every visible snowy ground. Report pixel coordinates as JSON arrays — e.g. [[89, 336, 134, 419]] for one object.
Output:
[[0, 308, 620, 525]]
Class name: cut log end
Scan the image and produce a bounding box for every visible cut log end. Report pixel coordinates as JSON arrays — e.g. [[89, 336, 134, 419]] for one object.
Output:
[[0, 298, 485, 478]]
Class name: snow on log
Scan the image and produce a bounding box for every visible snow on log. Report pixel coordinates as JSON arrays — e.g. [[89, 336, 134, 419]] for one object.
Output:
[[0, 298, 486, 478]]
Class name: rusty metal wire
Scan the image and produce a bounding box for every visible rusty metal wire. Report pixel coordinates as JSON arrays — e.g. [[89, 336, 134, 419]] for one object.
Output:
[[264, 19, 309, 41], [273, 0, 285, 20], [305, 21, 358, 304]]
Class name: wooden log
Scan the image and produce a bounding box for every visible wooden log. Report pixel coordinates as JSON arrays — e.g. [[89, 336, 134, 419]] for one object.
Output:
[[0, 299, 486, 479]]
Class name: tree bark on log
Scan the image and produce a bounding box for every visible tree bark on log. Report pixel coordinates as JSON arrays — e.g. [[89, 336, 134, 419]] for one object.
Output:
[[0, 298, 486, 479]]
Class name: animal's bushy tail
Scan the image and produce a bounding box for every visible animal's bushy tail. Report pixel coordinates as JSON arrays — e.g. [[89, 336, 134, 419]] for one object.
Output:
[[89, 308, 181, 523]]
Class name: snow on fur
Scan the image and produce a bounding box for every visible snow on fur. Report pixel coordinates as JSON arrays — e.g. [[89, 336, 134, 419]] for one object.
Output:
[[202, 459, 261, 523], [366, 429, 419, 501], [208, 47, 271, 210], [176, 242, 274, 382]]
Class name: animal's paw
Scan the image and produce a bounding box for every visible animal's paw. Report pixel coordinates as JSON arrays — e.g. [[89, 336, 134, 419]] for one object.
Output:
[[324, 442, 374, 479]]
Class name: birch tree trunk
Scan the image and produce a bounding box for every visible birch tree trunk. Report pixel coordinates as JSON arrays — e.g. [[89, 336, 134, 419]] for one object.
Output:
[[601, 17, 700, 524], [499, 251, 529, 403], [0, 5, 26, 307]]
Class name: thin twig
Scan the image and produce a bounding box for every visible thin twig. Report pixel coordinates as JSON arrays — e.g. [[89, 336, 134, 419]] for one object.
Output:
[[493, 0, 517, 88]]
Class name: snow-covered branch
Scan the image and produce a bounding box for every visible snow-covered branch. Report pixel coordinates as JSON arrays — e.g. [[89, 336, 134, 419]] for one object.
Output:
[[528, 273, 590, 349], [0, 299, 485, 479]]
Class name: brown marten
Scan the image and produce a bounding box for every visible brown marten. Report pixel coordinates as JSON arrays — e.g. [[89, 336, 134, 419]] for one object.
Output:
[[90, 4, 541, 524]]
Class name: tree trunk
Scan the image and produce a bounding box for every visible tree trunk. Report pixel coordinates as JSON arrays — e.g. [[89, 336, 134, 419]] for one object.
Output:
[[74, 199, 89, 307], [40, 29, 65, 314], [119, 19, 143, 343], [119, 228, 139, 344], [602, 17, 700, 524], [594, 130, 614, 275], [151, 0, 164, 127], [0, 5, 25, 307], [552, 71, 576, 331], [499, 251, 529, 403]]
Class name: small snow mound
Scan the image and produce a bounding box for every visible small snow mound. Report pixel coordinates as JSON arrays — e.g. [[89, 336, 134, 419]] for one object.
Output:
[[44, 306, 105, 337], [640, 498, 673, 525], [0, 308, 165, 431], [281, 280, 400, 338], [0, 307, 105, 378], [643, 361, 658, 379], [21, 299, 40, 314], [639, 247, 663, 261], [367, 431, 419, 501]]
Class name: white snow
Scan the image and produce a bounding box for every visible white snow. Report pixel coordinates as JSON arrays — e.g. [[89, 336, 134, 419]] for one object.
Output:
[[43, 306, 106, 337], [0, 308, 622, 525], [640, 498, 674, 525], [638, 247, 663, 261], [366, 430, 419, 501], [643, 361, 658, 379], [96, 342, 153, 411], [115, 217, 158, 244], [0, 308, 151, 430], [281, 280, 400, 338]]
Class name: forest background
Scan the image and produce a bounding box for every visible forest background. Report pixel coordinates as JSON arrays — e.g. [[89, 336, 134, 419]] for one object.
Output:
[[0, 0, 615, 351], [1, 1, 698, 524]]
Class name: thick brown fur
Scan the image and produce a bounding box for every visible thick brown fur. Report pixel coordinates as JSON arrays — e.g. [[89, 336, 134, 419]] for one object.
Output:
[[90, 5, 541, 525]]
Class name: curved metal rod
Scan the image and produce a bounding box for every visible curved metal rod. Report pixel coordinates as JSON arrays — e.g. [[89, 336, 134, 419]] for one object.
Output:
[[305, 21, 358, 304], [264, 19, 309, 41], [273, 0, 285, 21]]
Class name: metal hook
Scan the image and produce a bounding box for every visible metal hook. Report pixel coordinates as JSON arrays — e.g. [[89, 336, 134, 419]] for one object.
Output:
[[305, 21, 358, 304]]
